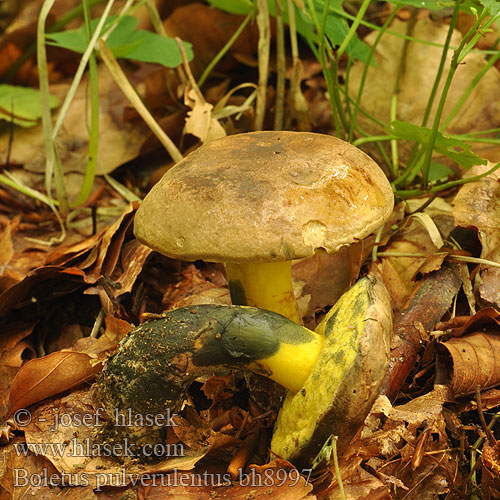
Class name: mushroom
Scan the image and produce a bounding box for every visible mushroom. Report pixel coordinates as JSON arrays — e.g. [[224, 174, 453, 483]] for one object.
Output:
[[95, 275, 392, 464], [134, 131, 394, 323], [270, 275, 392, 469]]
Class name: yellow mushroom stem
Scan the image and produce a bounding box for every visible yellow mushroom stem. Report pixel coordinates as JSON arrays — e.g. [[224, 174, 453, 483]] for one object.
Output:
[[247, 327, 322, 393], [225, 261, 302, 324]]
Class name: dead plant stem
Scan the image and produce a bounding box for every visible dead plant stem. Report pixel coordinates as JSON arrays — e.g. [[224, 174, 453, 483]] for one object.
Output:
[[274, 0, 286, 131], [255, 0, 270, 131]]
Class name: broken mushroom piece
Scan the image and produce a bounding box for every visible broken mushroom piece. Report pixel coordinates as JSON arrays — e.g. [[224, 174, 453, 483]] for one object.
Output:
[[95, 275, 392, 464], [270, 275, 392, 469], [134, 131, 394, 323]]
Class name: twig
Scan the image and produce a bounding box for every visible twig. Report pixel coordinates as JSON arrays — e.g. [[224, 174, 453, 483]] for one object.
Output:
[[99, 39, 183, 163], [380, 264, 462, 402], [476, 386, 496, 445], [175, 37, 204, 103], [145, 0, 167, 36]]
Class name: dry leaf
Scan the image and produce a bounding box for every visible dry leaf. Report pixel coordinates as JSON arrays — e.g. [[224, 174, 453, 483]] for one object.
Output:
[[0, 266, 87, 318], [0, 440, 100, 500], [482, 440, 500, 500], [44, 233, 102, 268], [437, 332, 500, 396], [0, 323, 35, 419], [380, 207, 450, 311], [292, 203, 400, 323], [164, 3, 260, 77], [322, 466, 390, 500], [436, 307, 500, 337], [7, 351, 102, 415], [348, 18, 500, 160], [0, 65, 149, 176], [137, 462, 314, 499], [362, 389, 459, 499], [0, 220, 13, 275], [6, 312, 126, 415], [184, 88, 226, 144], [115, 239, 152, 295], [292, 248, 356, 323], [18, 389, 211, 489], [453, 163, 500, 308], [162, 264, 230, 310]]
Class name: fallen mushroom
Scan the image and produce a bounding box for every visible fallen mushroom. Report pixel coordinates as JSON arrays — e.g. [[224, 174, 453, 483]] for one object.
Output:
[[134, 131, 394, 323], [270, 275, 392, 468], [94, 275, 392, 464]]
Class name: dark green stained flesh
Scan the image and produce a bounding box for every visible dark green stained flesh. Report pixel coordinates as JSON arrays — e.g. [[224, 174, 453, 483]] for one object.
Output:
[[96, 304, 317, 418]]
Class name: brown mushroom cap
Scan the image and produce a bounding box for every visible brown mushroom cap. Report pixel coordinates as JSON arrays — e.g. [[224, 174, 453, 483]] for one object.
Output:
[[134, 131, 394, 263]]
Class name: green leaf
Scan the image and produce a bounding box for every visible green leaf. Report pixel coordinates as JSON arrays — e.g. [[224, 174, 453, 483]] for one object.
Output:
[[0, 84, 59, 127], [46, 16, 193, 68], [323, 9, 371, 61], [291, 1, 371, 62], [389, 0, 499, 15], [207, 0, 371, 62], [389, 0, 456, 9], [478, 0, 500, 15], [428, 161, 454, 181], [206, 0, 253, 15], [389, 120, 487, 169]]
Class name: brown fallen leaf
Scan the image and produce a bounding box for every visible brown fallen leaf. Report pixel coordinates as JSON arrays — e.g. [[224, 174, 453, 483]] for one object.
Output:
[[0, 43, 43, 86], [0, 218, 14, 274], [0, 266, 87, 318], [0, 181, 124, 281], [85, 202, 139, 280], [79, 202, 152, 318], [362, 388, 461, 499], [115, 239, 152, 296], [43, 232, 103, 268], [348, 17, 500, 160], [292, 202, 401, 326], [482, 440, 500, 500], [0, 440, 99, 500], [379, 199, 454, 312], [16, 389, 216, 490], [0, 65, 150, 176], [7, 314, 128, 415], [184, 87, 227, 144], [200, 374, 235, 410], [436, 307, 500, 337], [321, 466, 391, 500], [162, 264, 230, 311], [137, 462, 314, 499], [437, 332, 500, 396], [292, 247, 358, 324], [7, 351, 102, 416], [453, 163, 500, 309], [164, 3, 260, 78], [0, 322, 35, 419]]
